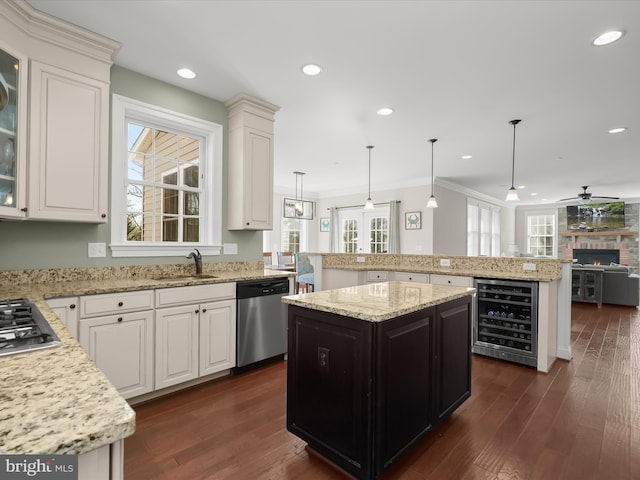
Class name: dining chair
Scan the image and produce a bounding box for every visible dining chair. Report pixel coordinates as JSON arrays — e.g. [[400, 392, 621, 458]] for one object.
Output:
[[263, 252, 273, 267], [294, 253, 314, 293], [277, 251, 295, 269]]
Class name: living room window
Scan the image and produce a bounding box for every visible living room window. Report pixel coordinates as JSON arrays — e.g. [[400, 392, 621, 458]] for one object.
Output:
[[526, 214, 556, 257], [467, 200, 500, 257], [111, 95, 223, 257]]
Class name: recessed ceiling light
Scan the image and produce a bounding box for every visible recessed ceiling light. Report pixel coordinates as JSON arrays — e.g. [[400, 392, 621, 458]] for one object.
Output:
[[518, 185, 526, 189], [302, 64, 322, 76], [608, 127, 627, 134], [177, 68, 196, 79], [461, 155, 472, 160], [592, 30, 625, 46], [531, 192, 538, 196], [376, 107, 394, 116]]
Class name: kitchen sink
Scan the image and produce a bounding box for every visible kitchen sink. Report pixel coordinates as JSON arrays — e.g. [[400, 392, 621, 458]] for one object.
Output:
[[151, 274, 218, 281]]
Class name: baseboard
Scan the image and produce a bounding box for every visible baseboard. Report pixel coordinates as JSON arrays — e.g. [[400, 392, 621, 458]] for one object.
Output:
[[557, 345, 572, 360]]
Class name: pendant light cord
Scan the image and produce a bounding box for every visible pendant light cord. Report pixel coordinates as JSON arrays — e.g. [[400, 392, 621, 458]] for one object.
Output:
[[509, 119, 521, 188], [366, 145, 373, 199], [429, 138, 437, 195]]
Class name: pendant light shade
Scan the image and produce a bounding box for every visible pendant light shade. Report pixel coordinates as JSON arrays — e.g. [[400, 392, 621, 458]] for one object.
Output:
[[426, 138, 438, 208], [364, 145, 374, 209], [505, 119, 521, 202]]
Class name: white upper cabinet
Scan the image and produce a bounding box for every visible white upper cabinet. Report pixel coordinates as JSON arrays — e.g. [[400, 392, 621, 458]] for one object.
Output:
[[0, 1, 119, 222], [225, 93, 279, 230]]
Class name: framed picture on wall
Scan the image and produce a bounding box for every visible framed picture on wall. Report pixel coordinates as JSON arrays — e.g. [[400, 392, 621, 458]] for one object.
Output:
[[320, 218, 330, 232], [405, 211, 422, 230]]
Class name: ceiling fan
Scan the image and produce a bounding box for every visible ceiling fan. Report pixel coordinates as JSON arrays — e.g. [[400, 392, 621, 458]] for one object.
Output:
[[558, 186, 619, 205]]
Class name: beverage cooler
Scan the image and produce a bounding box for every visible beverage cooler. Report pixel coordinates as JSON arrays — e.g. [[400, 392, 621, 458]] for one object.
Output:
[[473, 278, 538, 367]]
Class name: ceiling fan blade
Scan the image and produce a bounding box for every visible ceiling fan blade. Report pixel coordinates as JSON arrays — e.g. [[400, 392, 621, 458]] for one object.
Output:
[[590, 195, 619, 200], [557, 196, 578, 202]]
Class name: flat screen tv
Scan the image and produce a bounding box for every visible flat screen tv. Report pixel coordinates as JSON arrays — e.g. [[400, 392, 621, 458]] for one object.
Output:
[[566, 201, 625, 230]]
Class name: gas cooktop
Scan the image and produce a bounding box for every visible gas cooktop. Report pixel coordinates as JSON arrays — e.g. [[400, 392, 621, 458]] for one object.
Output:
[[0, 298, 61, 357]]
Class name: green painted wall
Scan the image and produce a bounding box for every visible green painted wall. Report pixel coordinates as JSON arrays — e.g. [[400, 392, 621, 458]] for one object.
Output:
[[0, 66, 262, 271]]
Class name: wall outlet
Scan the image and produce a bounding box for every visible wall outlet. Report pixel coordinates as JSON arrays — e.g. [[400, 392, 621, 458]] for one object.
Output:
[[356, 256, 366, 263], [523, 262, 537, 271], [88, 242, 106, 258], [440, 258, 451, 267], [223, 243, 238, 255]]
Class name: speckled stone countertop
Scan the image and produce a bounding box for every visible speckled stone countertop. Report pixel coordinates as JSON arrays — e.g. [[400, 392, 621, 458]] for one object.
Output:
[[318, 253, 569, 282], [0, 261, 292, 455], [283, 281, 475, 322]]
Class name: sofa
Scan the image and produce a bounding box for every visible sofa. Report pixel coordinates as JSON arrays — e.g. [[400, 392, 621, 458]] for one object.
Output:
[[572, 263, 639, 307]]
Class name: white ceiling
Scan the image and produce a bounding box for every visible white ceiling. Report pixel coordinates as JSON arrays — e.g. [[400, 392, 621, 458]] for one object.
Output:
[[28, 0, 640, 205]]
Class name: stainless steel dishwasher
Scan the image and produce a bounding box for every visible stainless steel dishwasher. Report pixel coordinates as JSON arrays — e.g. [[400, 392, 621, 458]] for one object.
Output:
[[236, 278, 290, 368]]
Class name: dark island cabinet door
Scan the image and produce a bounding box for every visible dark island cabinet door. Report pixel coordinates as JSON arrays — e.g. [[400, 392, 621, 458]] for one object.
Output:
[[433, 296, 472, 422], [286, 305, 374, 480], [375, 307, 435, 473]]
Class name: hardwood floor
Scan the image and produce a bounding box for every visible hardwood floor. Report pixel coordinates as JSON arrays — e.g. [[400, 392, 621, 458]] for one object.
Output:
[[124, 303, 640, 479]]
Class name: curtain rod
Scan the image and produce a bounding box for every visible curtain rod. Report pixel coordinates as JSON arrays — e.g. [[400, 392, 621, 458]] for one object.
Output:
[[326, 200, 401, 211]]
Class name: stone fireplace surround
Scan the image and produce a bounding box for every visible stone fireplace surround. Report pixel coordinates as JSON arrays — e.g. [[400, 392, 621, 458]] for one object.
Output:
[[572, 248, 621, 265]]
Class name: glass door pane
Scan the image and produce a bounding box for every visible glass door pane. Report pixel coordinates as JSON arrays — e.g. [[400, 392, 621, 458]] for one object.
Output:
[[0, 48, 19, 209]]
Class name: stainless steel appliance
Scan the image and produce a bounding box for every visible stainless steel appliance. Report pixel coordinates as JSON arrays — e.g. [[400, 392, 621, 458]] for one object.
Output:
[[473, 279, 538, 367], [236, 278, 289, 368], [0, 298, 61, 357]]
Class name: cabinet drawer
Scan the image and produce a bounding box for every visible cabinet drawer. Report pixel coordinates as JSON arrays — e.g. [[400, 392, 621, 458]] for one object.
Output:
[[393, 272, 429, 283], [156, 283, 235, 308], [430, 274, 474, 288], [80, 290, 154, 318], [366, 271, 389, 282]]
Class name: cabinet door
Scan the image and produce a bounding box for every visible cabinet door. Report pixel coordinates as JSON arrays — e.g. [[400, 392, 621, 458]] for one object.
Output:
[[366, 270, 389, 282], [155, 305, 199, 389], [433, 296, 472, 422], [47, 296, 79, 338], [430, 274, 473, 287], [199, 299, 236, 376], [392, 272, 429, 283], [28, 61, 108, 222], [80, 311, 154, 399]]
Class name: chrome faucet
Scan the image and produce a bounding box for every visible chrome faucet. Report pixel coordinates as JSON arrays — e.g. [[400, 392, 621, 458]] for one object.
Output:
[[186, 249, 203, 275]]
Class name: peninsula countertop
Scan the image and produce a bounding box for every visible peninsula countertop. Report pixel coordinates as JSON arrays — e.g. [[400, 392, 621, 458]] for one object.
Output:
[[283, 281, 475, 322], [0, 262, 292, 455]]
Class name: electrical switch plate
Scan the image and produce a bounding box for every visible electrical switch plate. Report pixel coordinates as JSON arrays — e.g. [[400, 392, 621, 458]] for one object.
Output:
[[88, 242, 106, 258], [356, 256, 366, 263], [440, 258, 451, 267], [223, 243, 238, 255], [523, 263, 537, 271]]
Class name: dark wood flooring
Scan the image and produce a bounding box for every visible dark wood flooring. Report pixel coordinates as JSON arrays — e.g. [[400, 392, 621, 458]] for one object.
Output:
[[124, 303, 640, 479]]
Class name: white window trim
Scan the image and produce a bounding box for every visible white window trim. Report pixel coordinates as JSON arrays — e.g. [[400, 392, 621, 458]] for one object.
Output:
[[525, 210, 558, 257], [110, 94, 223, 257]]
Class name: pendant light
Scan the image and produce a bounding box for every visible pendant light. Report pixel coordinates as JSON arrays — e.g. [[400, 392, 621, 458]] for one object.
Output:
[[364, 145, 374, 209], [505, 119, 521, 202], [426, 138, 438, 208], [293, 171, 305, 216]]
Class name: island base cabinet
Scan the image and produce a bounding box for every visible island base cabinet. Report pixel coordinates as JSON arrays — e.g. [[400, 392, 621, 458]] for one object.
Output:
[[287, 295, 472, 480]]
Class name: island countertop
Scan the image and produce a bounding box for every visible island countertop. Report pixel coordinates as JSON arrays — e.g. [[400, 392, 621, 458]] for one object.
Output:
[[283, 281, 475, 322]]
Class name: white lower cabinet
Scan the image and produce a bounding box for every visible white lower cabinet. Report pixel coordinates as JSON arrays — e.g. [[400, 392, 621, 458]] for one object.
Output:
[[366, 270, 389, 282], [392, 272, 430, 283], [79, 310, 154, 399], [47, 296, 79, 338], [430, 274, 474, 287], [155, 284, 236, 390]]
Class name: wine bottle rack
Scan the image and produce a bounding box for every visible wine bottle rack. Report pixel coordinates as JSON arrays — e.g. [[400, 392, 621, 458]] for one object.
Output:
[[473, 278, 538, 367]]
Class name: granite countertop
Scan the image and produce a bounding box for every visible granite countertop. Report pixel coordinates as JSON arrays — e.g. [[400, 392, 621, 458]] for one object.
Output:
[[317, 253, 568, 282], [283, 281, 475, 322], [0, 263, 292, 455]]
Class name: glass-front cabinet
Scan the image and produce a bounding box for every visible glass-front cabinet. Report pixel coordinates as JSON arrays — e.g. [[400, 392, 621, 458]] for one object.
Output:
[[0, 46, 27, 218]]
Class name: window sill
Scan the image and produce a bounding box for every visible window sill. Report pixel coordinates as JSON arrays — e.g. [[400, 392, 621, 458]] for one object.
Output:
[[110, 244, 223, 258]]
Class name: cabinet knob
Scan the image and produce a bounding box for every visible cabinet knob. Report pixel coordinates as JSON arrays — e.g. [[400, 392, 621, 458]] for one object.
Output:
[[21, 207, 28, 212], [246, 222, 250, 226], [117, 317, 123, 322], [69, 304, 76, 309], [101, 213, 107, 218], [202, 308, 207, 313], [118, 301, 124, 307], [195, 309, 200, 314]]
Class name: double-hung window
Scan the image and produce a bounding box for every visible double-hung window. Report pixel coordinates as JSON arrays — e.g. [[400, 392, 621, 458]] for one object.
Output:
[[526, 213, 556, 257], [111, 95, 223, 257], [467, 199, 500, 257]]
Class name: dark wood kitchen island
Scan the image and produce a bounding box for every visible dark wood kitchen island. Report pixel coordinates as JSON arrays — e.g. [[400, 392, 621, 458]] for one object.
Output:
[[283, 281, 475, 480]]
